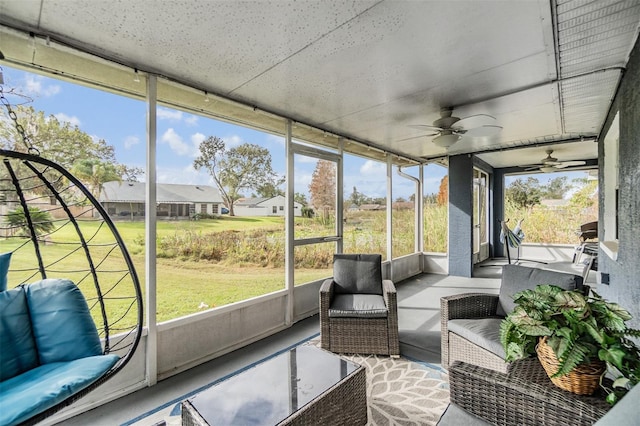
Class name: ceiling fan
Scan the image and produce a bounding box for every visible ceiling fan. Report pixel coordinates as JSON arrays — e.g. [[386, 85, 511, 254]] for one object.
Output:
[[523, 149, 586, 172], [410, 107, 503, 147]]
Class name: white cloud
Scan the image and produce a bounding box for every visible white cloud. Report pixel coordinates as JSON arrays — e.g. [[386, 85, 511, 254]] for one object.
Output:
[[267, 134, 285, 146], [124, 135, 141, 150], [53, 113, 81, 127], [157, 108, 183, 121], [360, 160, 386, 175], [184, 115, 199, 126], [160, 128, 191, 156], [191, 132, 206, 154], [156, 164, 211, 185], [23, 75, 61, 97], [222, 134, 245, 148]]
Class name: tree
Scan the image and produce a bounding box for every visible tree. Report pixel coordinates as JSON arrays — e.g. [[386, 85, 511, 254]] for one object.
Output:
[[309, 160, 336, 211], [569, 178, 598, 210], [542, 176, 572, 199], [0, 106, 116, 169], [348, 186, 365, 207], [255, 176, 285, 198], [436, 175, 448, 206], [7, 206, 55, 237], [505, 177, 542, 209], [294, 192, 308, 206], [193, 136, 279, 216], [71, 159, 122, 198]]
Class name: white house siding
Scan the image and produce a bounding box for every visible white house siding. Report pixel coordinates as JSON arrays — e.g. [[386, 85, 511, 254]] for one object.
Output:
[[234, 195, 302, 217]]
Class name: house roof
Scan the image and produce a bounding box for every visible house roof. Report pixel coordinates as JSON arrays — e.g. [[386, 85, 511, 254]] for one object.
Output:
[[235, 195, 300, 207], [235, 197, 270, 207], [100, 181, 223, 204]]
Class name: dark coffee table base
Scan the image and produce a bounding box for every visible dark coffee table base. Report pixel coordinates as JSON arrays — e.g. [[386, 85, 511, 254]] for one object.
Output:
[[181, 346, 367, 426]]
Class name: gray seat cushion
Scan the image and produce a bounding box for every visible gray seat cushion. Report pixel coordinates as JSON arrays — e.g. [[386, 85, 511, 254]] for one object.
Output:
[[497, 265, 583, 316], [448, 318, 505, 358], [328, 294, 388, 318], [333, 254, 383, 295]]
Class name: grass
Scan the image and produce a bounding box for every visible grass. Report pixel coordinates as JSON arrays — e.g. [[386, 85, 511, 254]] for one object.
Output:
[[4, 201, 596, 325]]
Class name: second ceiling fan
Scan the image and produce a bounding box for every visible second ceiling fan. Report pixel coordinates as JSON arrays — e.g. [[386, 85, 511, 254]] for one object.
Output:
[[411, 107, 503, 147], [523, 149, 586, 172]]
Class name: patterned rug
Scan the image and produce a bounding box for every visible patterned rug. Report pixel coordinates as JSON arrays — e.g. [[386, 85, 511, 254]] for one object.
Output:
[[306, 338, 450, 426], [127, 338, 449, 426]]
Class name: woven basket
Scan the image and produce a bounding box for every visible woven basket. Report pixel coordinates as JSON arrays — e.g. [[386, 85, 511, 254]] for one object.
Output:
[[536, 337, 605, 395]]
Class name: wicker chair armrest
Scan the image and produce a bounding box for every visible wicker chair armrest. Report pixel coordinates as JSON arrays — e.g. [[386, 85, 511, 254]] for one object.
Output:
[[440, 293, 499, 321], [448, 360, 611, 426], [319, 279, 335, 311], [381, 279, 397, 309]]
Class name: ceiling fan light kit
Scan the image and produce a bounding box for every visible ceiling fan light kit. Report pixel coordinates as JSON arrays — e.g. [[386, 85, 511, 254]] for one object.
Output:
[[539, 166, 558, 173], [432, 133, 460, 147]]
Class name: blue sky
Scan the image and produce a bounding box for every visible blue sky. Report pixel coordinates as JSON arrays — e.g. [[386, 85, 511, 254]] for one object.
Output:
[[3, 65, 589, 200]]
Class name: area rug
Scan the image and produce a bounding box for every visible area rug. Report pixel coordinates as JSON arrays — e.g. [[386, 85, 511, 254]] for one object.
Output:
[[126, 337, 449, 426]]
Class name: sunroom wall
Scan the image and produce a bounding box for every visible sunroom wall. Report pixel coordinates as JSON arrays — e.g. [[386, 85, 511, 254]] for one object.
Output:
[[598, 36, 640, 329]]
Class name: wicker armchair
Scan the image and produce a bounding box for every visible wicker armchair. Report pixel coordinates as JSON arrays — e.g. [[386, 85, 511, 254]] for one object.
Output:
[[441, 265, 584, 373], [320, 254, 399, 357]]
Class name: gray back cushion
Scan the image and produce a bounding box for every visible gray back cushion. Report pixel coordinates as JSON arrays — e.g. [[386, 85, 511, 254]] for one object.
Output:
[[333, 254, 383, 295], [497, 265, 583, 316]]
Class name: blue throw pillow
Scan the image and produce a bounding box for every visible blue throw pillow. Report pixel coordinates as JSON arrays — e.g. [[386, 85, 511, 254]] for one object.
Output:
[[0, 286, 39, 381], [26, 279, 103, 364], [0, 251, 11, 292]]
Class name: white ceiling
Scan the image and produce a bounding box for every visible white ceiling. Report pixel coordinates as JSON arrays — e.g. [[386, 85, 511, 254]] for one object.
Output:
[[0, 0, 639, 169]]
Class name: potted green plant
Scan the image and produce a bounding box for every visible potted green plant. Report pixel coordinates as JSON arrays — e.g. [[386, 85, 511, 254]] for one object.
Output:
[[500, 284, 640, 404]]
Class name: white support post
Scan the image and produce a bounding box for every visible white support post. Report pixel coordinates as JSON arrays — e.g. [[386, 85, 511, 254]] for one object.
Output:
[[336, 138, 344, 254], [285, 120, 294, 326], [418, 165, 424, 253], [145, 74, 158, 386], [386, 155, 393, 278]]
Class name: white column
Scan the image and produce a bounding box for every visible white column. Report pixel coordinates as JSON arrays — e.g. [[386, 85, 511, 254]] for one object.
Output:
[[145, 74, 158, 386], [386, 155, 393, 278], [285, 120, 294, 326]]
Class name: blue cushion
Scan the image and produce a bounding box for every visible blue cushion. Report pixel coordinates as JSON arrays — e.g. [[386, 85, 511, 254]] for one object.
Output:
[[26, 279, 103, 364], [0, 286, 39, 381], [0, 251, 11, 292], [333, 254, 383, 295], [0, 354, 119, 426], [329, 294, 388, 318]]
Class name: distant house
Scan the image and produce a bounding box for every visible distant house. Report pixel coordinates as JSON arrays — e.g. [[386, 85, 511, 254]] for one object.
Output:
[[540, 199, 569, 210], [234, 195, 302, 217], [99, 181, 224, 219], [392, 201, 414, 210], [359, 204, 385, 211]]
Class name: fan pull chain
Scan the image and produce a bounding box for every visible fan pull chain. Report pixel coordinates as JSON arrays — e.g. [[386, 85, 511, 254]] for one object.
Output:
[[0, 66, 40, 156]]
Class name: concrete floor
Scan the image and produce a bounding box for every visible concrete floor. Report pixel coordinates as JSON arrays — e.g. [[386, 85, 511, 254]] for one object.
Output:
[[59, 260, 593, 425]]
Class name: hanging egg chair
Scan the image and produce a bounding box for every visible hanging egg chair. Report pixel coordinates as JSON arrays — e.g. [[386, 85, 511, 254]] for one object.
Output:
[[0, 71, 143, 425]]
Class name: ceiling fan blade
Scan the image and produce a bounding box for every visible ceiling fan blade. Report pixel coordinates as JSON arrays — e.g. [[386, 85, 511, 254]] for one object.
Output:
[[554, 160, 586, 169], [452, 114, 497, 130], [408, 124, 441, 137], [463, 125, 503, 138]]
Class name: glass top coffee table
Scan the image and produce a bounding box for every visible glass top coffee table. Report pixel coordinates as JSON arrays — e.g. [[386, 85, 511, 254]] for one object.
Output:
[[181, 345, 367, 425]]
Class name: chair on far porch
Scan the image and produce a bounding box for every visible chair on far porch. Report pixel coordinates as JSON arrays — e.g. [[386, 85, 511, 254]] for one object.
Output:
[[320, 254, 400, 357]]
